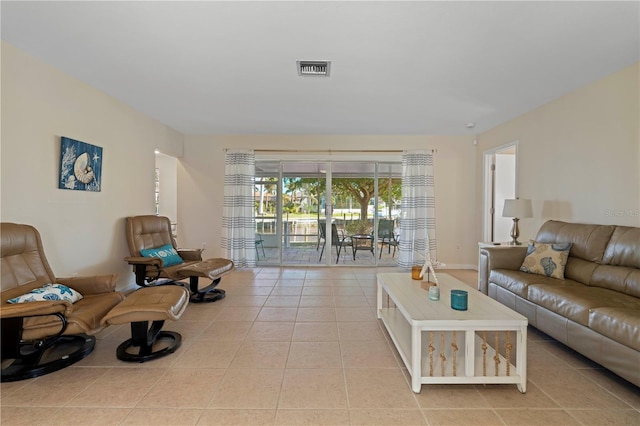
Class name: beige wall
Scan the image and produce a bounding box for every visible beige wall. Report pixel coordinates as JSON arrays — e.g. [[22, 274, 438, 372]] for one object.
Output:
[[475, 62, 640, 244], [3, 39, 637, 278], [178, 135, 479, 268], [1, 41, 184, 290]]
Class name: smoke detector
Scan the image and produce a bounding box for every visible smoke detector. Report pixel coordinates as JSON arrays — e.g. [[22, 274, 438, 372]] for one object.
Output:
[[297, 60, 331, 77]]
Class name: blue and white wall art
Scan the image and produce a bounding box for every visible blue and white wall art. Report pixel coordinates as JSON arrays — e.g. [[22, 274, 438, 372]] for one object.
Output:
[[58, 137, 103, 192]]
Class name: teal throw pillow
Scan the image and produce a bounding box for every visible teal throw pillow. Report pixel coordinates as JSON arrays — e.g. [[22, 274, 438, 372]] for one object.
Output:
[[140, 244, 184, 267], [7, 283, 83, 304]]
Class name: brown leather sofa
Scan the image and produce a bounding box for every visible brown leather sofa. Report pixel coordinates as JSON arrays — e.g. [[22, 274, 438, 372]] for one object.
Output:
[[1, 223, 125, 381], [479, 220, 640, 387]]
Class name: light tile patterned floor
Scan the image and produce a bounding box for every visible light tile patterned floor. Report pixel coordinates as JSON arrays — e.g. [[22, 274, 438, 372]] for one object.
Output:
[[2, 268, 639, 425], [257, 244, 398, 267]]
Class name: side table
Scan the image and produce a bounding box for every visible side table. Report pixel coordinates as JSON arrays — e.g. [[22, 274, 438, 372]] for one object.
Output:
[[351, 234, 374, 260]]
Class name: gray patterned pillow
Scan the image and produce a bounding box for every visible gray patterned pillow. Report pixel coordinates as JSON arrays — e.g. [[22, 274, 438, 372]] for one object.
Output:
[[520, 240, 572, 279]]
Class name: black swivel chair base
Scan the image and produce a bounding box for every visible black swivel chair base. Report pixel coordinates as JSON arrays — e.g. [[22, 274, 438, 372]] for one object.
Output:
[[102, 285, 189, 363], [190, 289, 226, 303], [188, 277, 226, 303], [1, 334, 95, 382], [116, 320, 182, 363]]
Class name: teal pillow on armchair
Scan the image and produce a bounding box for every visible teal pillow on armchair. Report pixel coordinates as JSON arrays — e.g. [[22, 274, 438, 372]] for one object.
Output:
[[140, 244, 184, 267]]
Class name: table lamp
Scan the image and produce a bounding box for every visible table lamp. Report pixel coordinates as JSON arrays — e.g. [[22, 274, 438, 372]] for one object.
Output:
[[502, 198, 532, 245]]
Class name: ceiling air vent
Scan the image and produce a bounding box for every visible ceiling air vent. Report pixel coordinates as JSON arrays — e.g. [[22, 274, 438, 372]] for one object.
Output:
[[297, 60, 331, 77]]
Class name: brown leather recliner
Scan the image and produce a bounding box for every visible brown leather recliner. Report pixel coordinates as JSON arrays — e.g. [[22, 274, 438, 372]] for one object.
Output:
[[1, 222, 125, 382], [124, 215, 233, 303]]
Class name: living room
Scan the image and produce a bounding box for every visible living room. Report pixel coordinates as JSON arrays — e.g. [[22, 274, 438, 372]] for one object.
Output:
[[1, 1, 639, 424], [2, 2, 637, 292]]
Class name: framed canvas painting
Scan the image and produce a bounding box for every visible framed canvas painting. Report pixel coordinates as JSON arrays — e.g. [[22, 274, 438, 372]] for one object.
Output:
[[59, 137, 103, 192]]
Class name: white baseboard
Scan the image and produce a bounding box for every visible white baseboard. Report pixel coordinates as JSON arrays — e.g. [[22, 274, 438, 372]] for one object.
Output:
[[439, 264, 477, 270]]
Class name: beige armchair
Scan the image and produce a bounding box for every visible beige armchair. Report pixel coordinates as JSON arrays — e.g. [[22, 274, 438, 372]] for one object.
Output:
[[124, 215, 233, 303], [1, 222, 125, 382]]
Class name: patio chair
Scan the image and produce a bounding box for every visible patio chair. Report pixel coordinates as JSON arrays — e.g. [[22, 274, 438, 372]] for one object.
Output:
[[317, 221, 326, 252], [318, 222, 350, 263], [378, 219, 399, 259], [255, 233, 265, 260]]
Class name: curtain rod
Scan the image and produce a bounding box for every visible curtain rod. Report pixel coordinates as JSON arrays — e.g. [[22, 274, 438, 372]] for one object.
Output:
[[240, 149, 437, 154]]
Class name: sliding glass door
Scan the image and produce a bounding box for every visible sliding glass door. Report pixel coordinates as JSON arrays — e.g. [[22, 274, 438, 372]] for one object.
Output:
[[282, 162, 328, 265], [376, 162, 402, 266], [254, 159, 401, 266], [331, 162, 376, 265]]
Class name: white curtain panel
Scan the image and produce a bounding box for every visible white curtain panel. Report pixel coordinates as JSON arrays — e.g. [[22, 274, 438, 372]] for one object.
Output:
[[222, 149, 256, 267], [398, 150, 437, 268]]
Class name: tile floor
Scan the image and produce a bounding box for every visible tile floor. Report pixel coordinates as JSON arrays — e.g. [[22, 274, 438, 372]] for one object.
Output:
[[257, 243, 398, 267], [1, 267, 639, 425]]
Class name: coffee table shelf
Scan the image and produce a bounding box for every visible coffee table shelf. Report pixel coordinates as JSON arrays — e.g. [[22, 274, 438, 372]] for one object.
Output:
[[377, 273, 527, 393]]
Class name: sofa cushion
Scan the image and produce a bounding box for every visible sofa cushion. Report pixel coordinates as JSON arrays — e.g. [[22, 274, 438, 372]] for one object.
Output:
[[590, 264, 640, 298], [489, 269, 568, 299], [622, 269, 640, 299], [20, 292, 125, 340], [520, 240, 572, 279], [564, 257, 599, 285], [596, 226, 640, 297], [535, 220, 615, 263], [589, 307, 640, 352], [528, 284, 638, 327], [603, 226, 640, 269]]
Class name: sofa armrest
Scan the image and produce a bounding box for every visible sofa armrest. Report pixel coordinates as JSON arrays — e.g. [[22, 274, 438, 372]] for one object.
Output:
[[0, 300, 71, 319], [478, 246, 528, 294], [56, 274, 118, 295], [177, 248, 203, 262]]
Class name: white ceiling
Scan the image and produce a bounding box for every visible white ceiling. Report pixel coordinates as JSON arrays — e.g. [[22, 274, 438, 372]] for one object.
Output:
[[2, 1, 638, 135]]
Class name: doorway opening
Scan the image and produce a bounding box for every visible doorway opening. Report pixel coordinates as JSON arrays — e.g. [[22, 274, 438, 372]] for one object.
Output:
[[155, 151, 178, 240], [482, 142, 518, 242]]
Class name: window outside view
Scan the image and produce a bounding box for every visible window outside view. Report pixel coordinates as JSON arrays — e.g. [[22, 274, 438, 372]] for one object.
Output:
[[254, 161, 401, 266]]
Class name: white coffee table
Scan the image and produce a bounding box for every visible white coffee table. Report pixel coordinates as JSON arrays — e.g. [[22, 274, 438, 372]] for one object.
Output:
[[377, 272, 527, 393]]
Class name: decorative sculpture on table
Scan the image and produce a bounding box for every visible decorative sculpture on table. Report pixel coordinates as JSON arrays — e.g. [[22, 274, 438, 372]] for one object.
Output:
[[418, 252, 444, 301], [419, 251, 442, 285]]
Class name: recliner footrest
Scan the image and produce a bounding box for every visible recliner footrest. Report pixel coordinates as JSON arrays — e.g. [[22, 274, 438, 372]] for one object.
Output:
[[176, 258, 234, 303], [177, 258, 234, 280], [102, 286, 189, 362]]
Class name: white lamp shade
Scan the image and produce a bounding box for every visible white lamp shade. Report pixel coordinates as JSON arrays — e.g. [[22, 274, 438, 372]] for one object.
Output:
[[502, 199, 533, 218]]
